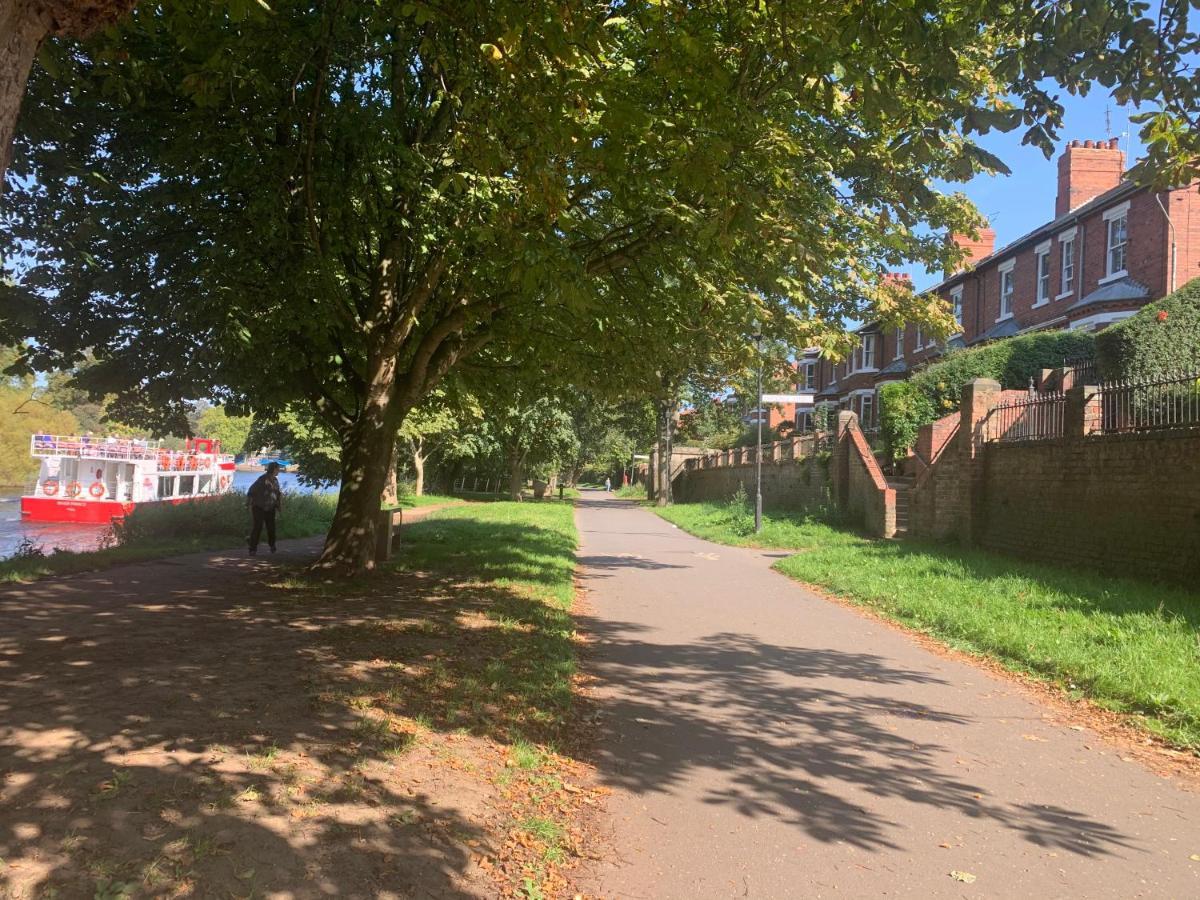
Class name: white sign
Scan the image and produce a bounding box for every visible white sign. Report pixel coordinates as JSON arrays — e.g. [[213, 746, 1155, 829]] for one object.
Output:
[[760, 392, 815, 404]]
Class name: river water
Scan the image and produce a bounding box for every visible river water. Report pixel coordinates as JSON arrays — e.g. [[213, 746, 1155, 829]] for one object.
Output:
[[0, 471, 332, 560]]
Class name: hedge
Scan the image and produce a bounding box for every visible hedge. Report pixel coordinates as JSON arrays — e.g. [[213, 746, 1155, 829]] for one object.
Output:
[[880, 329, 1096, 459], [1095, 277, 1200, 382]]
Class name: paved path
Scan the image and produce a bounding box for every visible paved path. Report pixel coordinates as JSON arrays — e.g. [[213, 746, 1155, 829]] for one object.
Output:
[[575, 493, 1200, 898]]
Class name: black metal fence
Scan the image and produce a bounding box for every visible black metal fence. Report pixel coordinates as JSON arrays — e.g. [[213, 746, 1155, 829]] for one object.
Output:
[[1098, 370, 1200, 434], [986, 390, 1066, 442]]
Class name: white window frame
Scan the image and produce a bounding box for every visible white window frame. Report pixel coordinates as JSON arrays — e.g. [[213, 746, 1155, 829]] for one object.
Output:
[[801, 361, 815, 391], [1101, 201, 1129, 283], [860, 334, 877, 371], [859, 392, 875, 428], [1033, 240, 1051, 307], [914, 324, 925, 350], [997, 259, 1015, 321], [950, 286, 964, 331], [894, 326, 904, 359], [1057, 227, 1076, 299]]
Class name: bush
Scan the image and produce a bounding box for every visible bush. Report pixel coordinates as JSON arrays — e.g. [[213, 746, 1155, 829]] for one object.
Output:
[[879, 330, 1097, 456], [878, 382, 935, 464], [1095, 277, 1200, 381]]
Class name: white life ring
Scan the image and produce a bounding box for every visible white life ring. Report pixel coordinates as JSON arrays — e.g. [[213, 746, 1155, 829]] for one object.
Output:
[[88, 482, 106, 499]]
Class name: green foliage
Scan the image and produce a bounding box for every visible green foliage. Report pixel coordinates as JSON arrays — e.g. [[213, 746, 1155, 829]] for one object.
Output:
[[197, 405, 253, 456], [7, 1, 1197, 567], [613, 482, 646, 500], [0, 384, 80, 486], [113, 491, 337, 547], [1095, 278, 1200, 381], [878, 382, 936, 464], [878, 330, 1095, 456]]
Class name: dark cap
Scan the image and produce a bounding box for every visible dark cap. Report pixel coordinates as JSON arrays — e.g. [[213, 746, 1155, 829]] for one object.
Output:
[[266, 462, 280, 473]]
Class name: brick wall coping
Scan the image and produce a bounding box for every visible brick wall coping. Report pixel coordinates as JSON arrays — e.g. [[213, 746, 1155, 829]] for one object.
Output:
[[986, 425, 1200, 450]]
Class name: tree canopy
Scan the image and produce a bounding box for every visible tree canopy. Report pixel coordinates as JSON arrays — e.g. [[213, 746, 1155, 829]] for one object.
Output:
[[3, 0, 1198, 570]]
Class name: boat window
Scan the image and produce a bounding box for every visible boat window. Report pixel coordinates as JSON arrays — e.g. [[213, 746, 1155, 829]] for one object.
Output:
[[179, 475, 195, 495], [198, 474, 213, 494], [158, 476, 176, 498]]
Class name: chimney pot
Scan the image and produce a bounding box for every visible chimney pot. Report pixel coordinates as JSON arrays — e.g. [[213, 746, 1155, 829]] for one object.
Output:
[[1109, 137, 1119, 149], [1084, 139, 1094, 148]]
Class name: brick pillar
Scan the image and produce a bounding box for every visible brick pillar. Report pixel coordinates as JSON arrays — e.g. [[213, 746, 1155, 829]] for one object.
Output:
[[959, 379, 1001, 545], [832, 411, 857, 514], [1066, 384, 1102, 436]]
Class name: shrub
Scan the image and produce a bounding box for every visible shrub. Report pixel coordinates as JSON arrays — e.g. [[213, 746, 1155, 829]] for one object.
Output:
[[878, 382, 935, 464], [879, 330, 1096, 456], [1095, 277, 1200, 381]]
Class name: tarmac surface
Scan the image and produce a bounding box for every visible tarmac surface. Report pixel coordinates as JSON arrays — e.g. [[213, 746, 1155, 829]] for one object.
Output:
[[575, 492, 1200, 898]]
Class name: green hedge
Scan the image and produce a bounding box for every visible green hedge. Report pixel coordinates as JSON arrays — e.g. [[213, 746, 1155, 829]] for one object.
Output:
[[1095, 277, 1200, 381], [880, 330, 1096, 458], [879, 382, 936, 464]]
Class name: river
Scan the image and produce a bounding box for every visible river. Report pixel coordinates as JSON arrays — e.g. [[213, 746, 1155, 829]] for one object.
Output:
[[0, 471, 333, 560]]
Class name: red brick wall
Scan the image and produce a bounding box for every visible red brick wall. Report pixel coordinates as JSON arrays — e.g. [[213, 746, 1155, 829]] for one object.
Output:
[[910, 425, 965, 541], [979, 430, 1200, 584], [1167, 184, 1200, 292], [673, 457, 831, 511]]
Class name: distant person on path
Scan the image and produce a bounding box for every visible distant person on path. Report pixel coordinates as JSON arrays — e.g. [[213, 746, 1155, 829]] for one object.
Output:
[[605, 476, 612, 492], [247, 462, 283, 555]]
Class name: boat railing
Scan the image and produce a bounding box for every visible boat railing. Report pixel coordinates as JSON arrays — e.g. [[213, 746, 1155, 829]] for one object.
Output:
[[31, 434, 164, 461]]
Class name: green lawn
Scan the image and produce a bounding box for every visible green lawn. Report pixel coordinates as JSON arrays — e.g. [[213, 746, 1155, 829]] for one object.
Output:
[[655, 500, 1200, 751], [390, 501, 579, 739]]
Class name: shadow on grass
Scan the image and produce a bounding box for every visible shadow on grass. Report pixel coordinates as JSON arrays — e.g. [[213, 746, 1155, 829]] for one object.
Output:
[[0, 512, 580, 896]]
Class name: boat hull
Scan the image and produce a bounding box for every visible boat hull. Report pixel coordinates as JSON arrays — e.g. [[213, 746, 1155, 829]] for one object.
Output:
[[20, 497, 138, 524]]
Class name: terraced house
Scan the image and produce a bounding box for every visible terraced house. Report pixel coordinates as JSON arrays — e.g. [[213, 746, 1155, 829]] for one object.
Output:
[[800, 138, 1200, 430]]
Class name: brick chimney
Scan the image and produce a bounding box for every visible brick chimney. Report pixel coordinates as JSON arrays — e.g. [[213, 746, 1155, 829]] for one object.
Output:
[[945, 226, 996, 277], [1056, 138, 1125, 216]]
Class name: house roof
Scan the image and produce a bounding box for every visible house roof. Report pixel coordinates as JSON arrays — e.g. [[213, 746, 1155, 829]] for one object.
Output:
[[946, 333, 967, 351], [876, 357, 909, 377], [1065, 276, 1150, 313], [923, 179, 1140, 298], [971, 316, 1021, 344]]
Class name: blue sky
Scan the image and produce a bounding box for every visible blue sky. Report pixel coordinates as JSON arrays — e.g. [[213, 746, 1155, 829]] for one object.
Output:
[[898, 91, 1147, 292]]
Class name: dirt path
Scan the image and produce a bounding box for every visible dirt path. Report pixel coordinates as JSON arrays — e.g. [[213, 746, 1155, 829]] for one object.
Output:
[[0, 502, 548, 899], [575, 492, 1200, 898]]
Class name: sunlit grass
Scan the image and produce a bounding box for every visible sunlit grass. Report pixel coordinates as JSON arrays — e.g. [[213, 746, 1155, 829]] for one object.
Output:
[[656, 500, 1200, 751]]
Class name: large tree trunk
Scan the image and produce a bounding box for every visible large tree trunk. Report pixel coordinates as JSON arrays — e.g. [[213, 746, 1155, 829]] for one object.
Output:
[[314, 359, 401, 573], [654, 398, 675, 506], [0, 1, 50, 190], [411, 437, 425, 496], [507, 449, 524, 501], [1, 0, 136, 191]]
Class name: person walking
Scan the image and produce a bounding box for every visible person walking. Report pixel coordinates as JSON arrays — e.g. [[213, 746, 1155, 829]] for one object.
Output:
[[247, 462, 283, 555], [604, 475, 612, 492]]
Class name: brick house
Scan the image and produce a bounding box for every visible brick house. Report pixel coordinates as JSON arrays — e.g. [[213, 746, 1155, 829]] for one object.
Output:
[[798, 138, 1200, 427]]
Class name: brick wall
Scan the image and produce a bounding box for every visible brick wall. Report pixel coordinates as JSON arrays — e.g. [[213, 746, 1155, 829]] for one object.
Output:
[[672, 457, 832, 512], [1168, 184, 1200, 291], [978, 429, 1200, 584]]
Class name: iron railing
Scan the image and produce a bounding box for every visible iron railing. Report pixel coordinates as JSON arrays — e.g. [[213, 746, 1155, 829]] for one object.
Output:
[[1098, 370, 1200, 434], [986, 390, 1066, 442], [1063, 355, 1097, 386]]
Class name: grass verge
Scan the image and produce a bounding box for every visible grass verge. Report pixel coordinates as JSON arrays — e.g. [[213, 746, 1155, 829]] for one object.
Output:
[[302, 500, 592, 895], [655, 499, 1200, 752], [612, 483, 646, 500]]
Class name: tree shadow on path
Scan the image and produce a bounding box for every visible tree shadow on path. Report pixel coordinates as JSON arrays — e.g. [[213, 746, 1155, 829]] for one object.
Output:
[[578, 619, 1137, 858]]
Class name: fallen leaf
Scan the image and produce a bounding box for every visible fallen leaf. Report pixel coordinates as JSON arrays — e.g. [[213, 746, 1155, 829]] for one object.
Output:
[[1021, 734, 1048, 742], [1190, 854, 1200, 861], [950, 870, 977, 884], [938, 842, 953, 849]]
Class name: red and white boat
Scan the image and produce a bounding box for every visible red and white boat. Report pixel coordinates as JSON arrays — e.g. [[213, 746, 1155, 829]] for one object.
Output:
[[20, 434, 237, 523]]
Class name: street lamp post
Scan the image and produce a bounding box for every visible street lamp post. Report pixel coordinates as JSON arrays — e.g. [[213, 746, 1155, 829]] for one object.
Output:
[[752, 321, 763, 533]]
